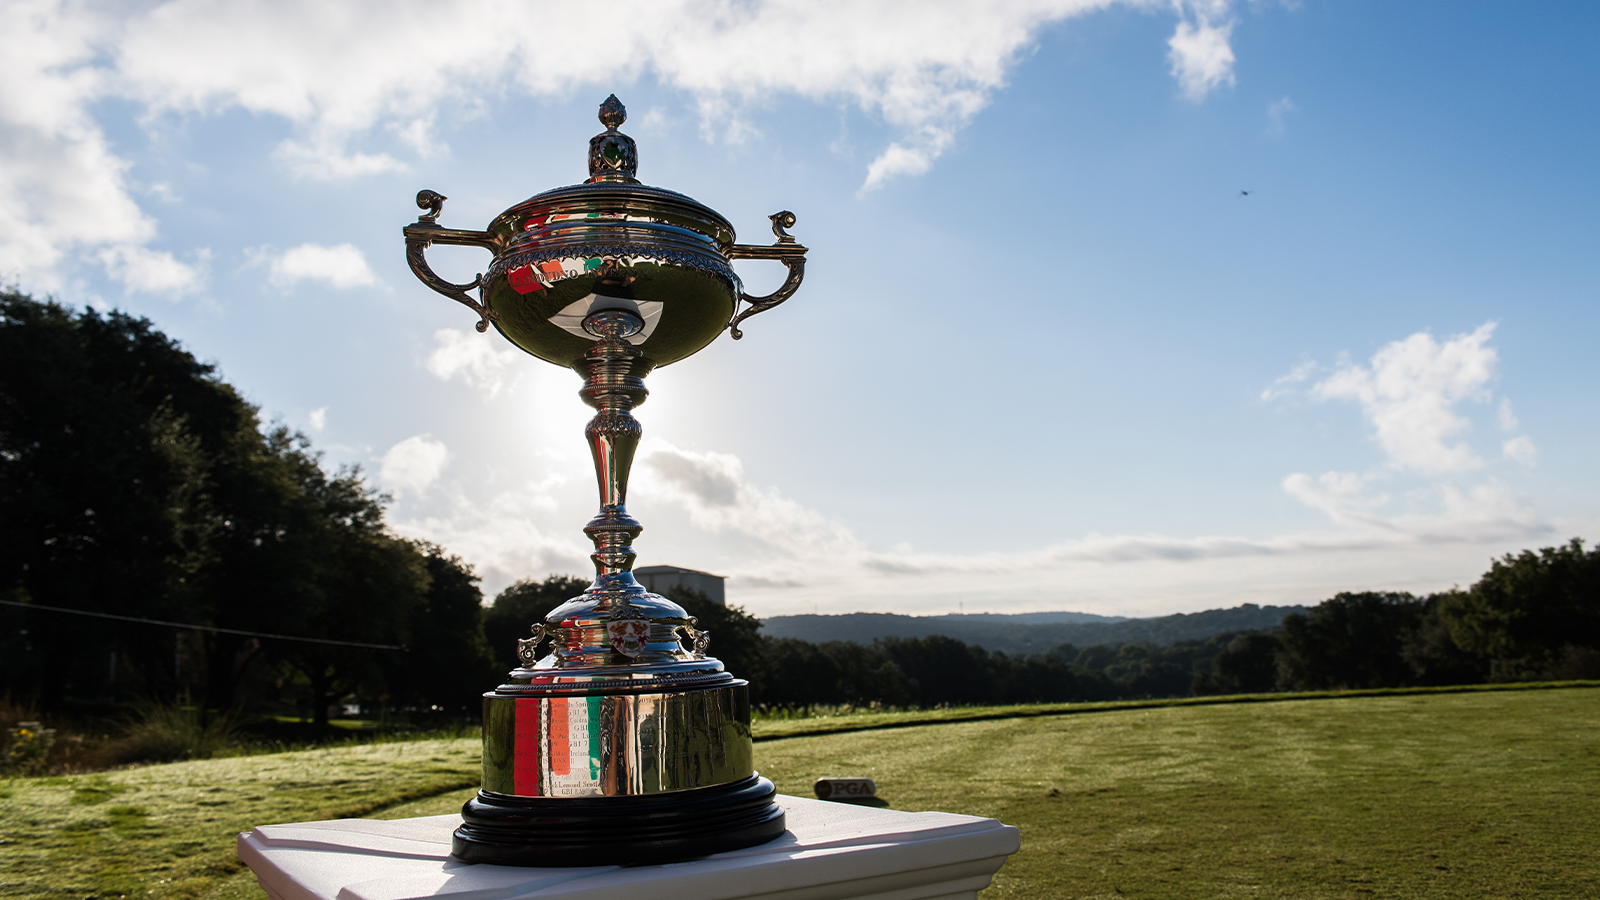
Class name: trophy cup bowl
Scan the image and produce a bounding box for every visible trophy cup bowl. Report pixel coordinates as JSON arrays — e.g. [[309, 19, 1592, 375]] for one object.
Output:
[[402, 95, 806, 867]]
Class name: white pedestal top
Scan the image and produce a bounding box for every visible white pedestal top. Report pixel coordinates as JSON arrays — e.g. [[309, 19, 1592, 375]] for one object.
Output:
[[238, 794, 1020, 900]]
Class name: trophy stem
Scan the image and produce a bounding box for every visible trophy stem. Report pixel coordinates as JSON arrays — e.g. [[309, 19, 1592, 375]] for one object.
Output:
[[577, 309, 653, 594]]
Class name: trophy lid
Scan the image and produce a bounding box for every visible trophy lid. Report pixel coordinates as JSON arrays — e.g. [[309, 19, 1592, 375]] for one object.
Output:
[[485, 95, 736, 250]]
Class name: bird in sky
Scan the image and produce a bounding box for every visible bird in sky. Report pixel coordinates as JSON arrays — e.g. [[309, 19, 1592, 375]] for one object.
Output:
[[1240, 190, 1251, 196]]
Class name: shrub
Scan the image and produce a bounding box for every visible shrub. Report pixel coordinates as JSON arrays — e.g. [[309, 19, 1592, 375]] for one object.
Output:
[[109, 703, 241, 763]]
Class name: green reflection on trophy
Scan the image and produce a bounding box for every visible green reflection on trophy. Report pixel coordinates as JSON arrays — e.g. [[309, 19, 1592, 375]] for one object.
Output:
[[402, 95, 806, 867]]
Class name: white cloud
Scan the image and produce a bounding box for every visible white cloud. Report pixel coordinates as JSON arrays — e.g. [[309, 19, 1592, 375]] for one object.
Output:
[[1503, 435, 1537, 466], [1168, 7, 1237, 101], [1281, 470, 1389, 522], [626, 436, 1554, 610], [379, 434, 450, 495], [0, 1, 207, 295], [98, 244, 207, 296], [371, 421, 1567, 612], [1497, 397, 1519, 431], [253, 243, 379, 290], [273, 141, 407, 181], [1260, 359, 1316, 400], [1269, 324, 1548, 566], [0, 1, 125, 288], [1313, 322, 1498, 474], [308, 406, 327, 431], [387, 474, 584, 591], [638, 439, 863, 563], [3, 0, 1247, 289], [389, 114, 445, 160], [426, 328, 523, 395], [106, 0, 1160, 192], [862, 139, 946, 194]]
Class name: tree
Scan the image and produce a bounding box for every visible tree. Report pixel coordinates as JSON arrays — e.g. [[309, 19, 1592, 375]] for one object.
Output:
[[659, 586, 769, 689], [1092, 639, 1219, 698], [758, 637, 843, 707], [482, 575, 590, 673], [1276, 592, 1423, 690], [1439, 539, 1600, 679], [1399, 595, 1488, 686], [0, 292, 467, 720], [994, 653, 1096, 704], [1, 292, 257, 707], [383, 545, 498, 717], [1198, 632, 1283, 695], [878, 635, 1000, 707], [265, 463, 428, 727]]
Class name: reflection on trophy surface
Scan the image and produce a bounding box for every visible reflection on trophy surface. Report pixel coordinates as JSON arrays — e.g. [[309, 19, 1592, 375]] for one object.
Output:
[[402, 95, 807, 866]]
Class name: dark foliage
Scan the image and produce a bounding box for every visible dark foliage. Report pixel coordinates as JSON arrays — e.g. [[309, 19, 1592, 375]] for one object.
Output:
[[1196, 632, 1283, 694], [382, 545, 497, 717], [2, 292, 255, 709], [481, 575, 591, 673], [1276, 592, 1424, 690], [1401, 596, 1490, 686], [0, 292, 482, 725], [760, 638, 846, 707], [1438, 539, 1600, 680], [659, 586, 769, 692]]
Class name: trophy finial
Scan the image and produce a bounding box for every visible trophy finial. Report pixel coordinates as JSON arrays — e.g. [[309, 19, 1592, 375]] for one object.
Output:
[[415, 189, 446, 220], [598, 94, 627, 130], [588, 95, 639, 184]]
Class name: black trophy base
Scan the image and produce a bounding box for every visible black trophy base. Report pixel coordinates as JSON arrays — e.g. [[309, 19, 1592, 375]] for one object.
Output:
[[451, 775, 787, 867]]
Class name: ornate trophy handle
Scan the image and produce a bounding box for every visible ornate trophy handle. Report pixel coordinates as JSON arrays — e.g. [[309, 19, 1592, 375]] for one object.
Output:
[[516, 623, 549, 667], [677, 619, 711, 659], [402, 190, 502, 333], [726, 210, 807, 340]]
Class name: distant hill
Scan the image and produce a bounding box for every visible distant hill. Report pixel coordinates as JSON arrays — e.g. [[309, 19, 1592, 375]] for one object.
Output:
[[760, 604, 1308, 656]]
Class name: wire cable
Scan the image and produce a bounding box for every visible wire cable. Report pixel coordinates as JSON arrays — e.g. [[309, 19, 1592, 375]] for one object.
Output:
[[0, 598, 406, 650]]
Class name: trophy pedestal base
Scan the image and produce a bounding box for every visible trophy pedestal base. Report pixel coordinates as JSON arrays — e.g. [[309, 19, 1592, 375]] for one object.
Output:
[[451, 774, 784, 867], [239, 794, 1020, 900]]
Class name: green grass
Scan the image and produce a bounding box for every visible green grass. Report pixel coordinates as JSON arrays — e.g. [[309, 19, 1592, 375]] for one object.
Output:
[[5, 685, 1597, 899], [0, 739, 481, 900], [755, 686, 1600, 898], [748, 679, 1600, 740]]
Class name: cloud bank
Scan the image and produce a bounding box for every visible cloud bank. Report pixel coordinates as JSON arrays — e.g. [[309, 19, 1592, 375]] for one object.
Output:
[[379, 319, 1565, 614], [1268, 323, 1544, 541], [374, 319, 1572, 615], [629, 413, 1554, 613], [3, 0, 1241, 291]]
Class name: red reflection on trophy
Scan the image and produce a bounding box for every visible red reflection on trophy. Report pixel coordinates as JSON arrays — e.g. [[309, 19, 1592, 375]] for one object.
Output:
[[508, 265, 543, 294]]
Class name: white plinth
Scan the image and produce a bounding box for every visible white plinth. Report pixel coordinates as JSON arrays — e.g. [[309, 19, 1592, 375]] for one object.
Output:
[[238, 794, 1020, 900]]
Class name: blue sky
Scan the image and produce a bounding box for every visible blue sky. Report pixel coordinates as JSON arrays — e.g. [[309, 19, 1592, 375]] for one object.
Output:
[[6, 0, 1597, 616]]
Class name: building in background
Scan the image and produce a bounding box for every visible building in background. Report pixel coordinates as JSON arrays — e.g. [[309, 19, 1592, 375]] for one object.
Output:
[[634, 565, 726, 607]]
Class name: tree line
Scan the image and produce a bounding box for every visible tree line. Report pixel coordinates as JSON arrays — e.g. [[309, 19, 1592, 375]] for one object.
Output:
[[1, 292, 496, 725], [4, 292, 1596, 725], [488, 539, 1598, 709]]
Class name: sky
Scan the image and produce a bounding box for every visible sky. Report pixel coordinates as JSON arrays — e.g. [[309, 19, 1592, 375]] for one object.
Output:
[[5, 0, 1598, 618]]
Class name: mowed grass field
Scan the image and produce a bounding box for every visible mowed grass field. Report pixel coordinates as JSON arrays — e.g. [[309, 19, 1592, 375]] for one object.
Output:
[[3, 685, 1596, 900]]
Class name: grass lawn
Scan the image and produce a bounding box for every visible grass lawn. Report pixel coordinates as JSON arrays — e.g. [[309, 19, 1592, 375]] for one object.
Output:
[[756, 685, 1600, 898], [4, 685, 1596, 899], [0, 740, 481, 900]]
